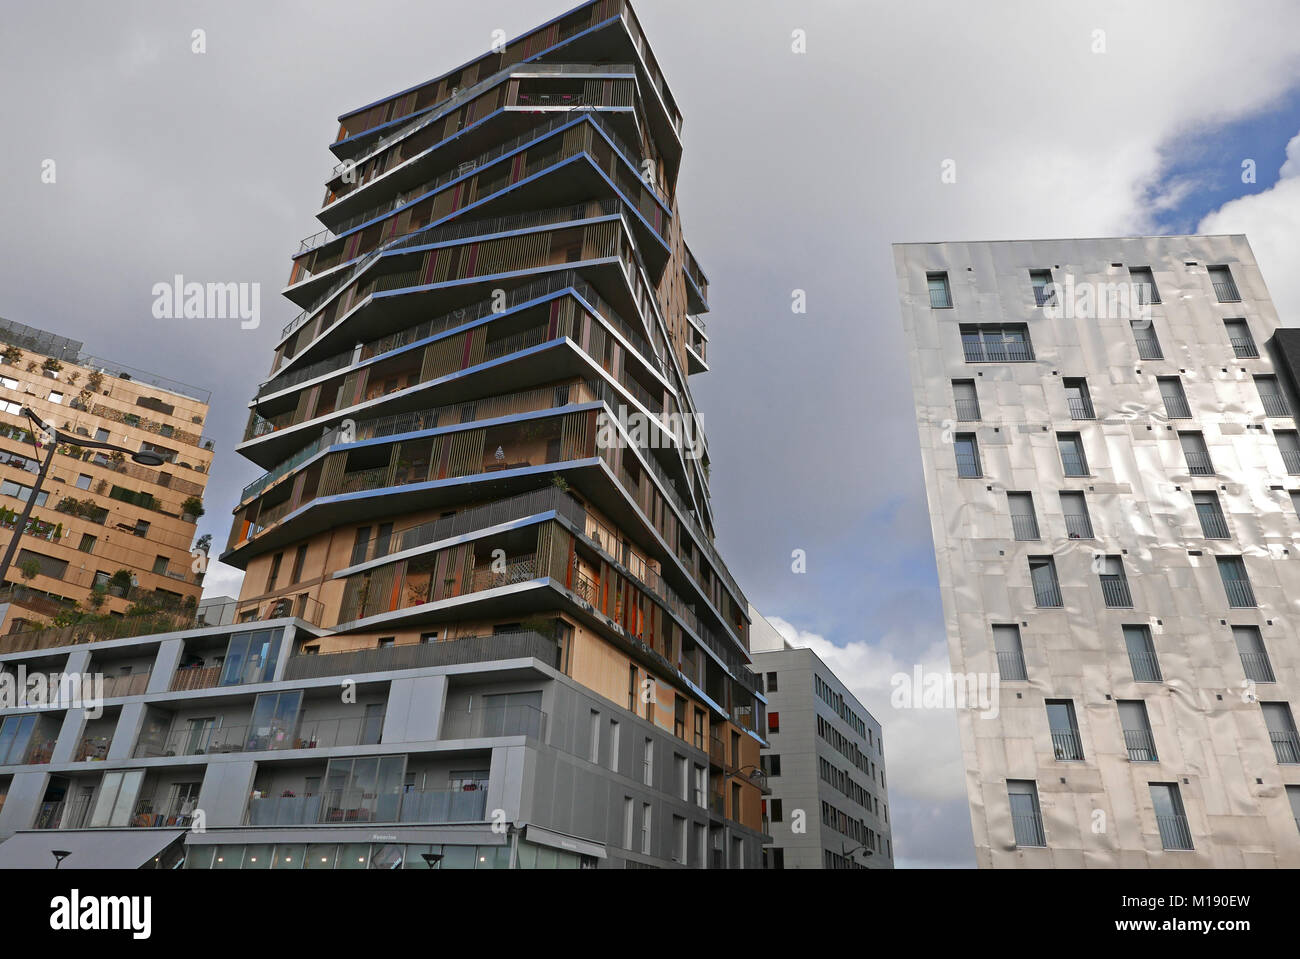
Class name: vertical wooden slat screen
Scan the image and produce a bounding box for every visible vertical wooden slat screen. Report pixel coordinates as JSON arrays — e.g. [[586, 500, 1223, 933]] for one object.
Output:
[[466, 326, 487, 367], [364, 565, 396, 618], [317, 451, 348, 497], [446, 428, 485, 477], [339, 370, 364, 409], [582, 221, 617, 260], [421, 336, 462, 382]]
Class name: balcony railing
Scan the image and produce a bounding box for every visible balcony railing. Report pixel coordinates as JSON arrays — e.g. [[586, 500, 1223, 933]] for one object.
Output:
[[1051, 729, 1084, 761], [1032, 576, 1062, 608], [1156, 814, 1194, 850], [439, 704, 548, 741], [1133, 334, 1163, 360], [1033, 286, 1055, 307], [1222, 578, 1256, 608], [1123, 728, 1157, 762], [1129, 651, 1162, 683], [1239, 652, 1276, 684], [1011, 514, 1040, 541], [283, 629, 559, 681], [1212, 278, 1240, 303], [1060, 453, 1087, 477], [1283, 448, 1300, 475], [962, 339, 1033, 363], [708, 736, 724, 767], [34, 797, 92, 830], [1161, 395, 1191, 419], [1067, 397, 1094, 420], [1, 738, 55, 766], [1012, 814, 1046, 847], [1261, 393, 1292, 418], [1230, 336, 1259, 359], [1197, 507, 1230, 539], [1270, 730, 1300, 764], [955, 451, 981, 478], [996, 650, 1027, 681], [1100, 575, 1132, 608], [98, 670, 152, 698], [1183, 450, 1214, 475], [954, 398, 980, 421], [134, 716, 379, 759], [245, 787, 488, 827], [1064, 514, 1093, 539], [131, 796, 198, 828]]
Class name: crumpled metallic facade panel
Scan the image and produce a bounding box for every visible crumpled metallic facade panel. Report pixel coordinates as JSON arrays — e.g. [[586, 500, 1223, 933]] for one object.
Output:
[[896, 235, 1300, 868]]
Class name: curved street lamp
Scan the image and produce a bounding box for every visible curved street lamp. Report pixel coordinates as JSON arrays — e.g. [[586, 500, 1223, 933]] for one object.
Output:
[[0, 407, 167, 587]]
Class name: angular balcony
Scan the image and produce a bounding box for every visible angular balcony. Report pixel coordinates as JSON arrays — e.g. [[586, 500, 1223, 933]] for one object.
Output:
[[283, 629, 559, 681]]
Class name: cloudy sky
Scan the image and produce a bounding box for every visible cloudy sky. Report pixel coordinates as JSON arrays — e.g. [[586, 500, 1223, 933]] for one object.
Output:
[[3, 0, 1300, 868]]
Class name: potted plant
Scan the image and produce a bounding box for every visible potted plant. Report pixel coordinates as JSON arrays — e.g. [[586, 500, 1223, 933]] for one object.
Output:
[[108, 569, 133, 598], [18, 558, 40, 581], [181, 496, 205, 522]]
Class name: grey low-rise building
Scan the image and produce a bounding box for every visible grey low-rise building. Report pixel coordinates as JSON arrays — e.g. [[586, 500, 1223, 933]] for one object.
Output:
[[750, 608, 893, 868]]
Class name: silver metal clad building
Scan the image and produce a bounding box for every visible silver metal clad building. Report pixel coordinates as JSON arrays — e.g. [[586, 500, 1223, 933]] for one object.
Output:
[[895, 235, 1300, 867]]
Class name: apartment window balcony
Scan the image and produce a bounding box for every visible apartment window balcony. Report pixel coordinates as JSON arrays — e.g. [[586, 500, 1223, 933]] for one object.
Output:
[[1033, 285, 1055, 308], [1162, 396, 1192, 419], [74, 735, 112, 762], [1261, 393, 1292, 418], [1129, 651, 1163, 683], [1183, 451, 1214, 476], [1011, 813, 1046, 848], [282, 630, 560, 681], [1271, 731, 1300, 765], [439, 704, 548, 740], [1032, 576, 1062, 609], [1066, 395, 1095, 420], [1064, 514, 1093, 539], [1240, 652, 1276, 684], [34, 797, 93, 830], [954, 398, 981, 421], [1050, 730, 1084, 762], [1230, 336, 1259, 359], [1196, 505, 1230, 539], [708, 735, 725, 767], [1283, 449, 1300, 475], [244, 788, 488, 827], [135, 716, 382, 759], [99, 670, 152, 698], [1100, 574, 1132, 608], [1156, 815, 1194, 851], [996, 650, 1028, 681], [1011, 514, 1040, 541], [1223, 578, 1256, 609], [1211, 274, 1241, 303], [1123, 729, 1158, 762]]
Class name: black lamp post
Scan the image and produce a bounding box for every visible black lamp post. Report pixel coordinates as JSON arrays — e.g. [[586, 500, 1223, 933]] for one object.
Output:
[[0, 407, 166, 588], [52, 849, 71, 869], [420, 852, 443, 870], [840, 841, 874, 867]]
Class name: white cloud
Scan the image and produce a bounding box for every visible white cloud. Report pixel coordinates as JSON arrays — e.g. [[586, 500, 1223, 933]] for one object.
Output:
[[1199, 130, 1300, 317]]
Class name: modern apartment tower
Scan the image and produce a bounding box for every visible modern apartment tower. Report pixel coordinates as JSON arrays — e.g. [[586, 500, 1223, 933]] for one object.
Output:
[[897, 235, 1300, 868], [749, 608, 893, 868], [0, 0, 765, 869], [0, 317, 212, 637]]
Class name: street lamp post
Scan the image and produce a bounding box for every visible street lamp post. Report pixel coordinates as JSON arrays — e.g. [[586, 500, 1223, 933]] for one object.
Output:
[[840, 841, 874, 868], [0, 407, 167, 589]]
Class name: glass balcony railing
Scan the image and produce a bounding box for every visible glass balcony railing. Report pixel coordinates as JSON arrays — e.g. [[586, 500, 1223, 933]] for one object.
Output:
[[245, 787, 488, 827], [134, 717, 381, 759]]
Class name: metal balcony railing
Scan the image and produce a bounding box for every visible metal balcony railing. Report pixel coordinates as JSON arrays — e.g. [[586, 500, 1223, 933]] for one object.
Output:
[[1012, 814, 1046, 847], [1064, 513, 1093, 539], [1196, 506, 1230, 539], [1123, 728, 1157, 762], [1162, 395, 1191, 419], [954, 398, 980, 421], [1223, 577, 1256, 608], [1133, 333, 1163, 360], [963, 339, 1033, 363], [1129, 651, 1162, 683], [1183, 450, 1214, 475], [1212, 278, 1240, 303], [1134, 282, 1160, 306], [1261, 393, 1292, 418], [1156, 814, 1194, 850], [1032, 575, 1062, 608], [1230, 336, 1259, 359], [929, 286, 952, 309], [134, 716, 380, 759], [955, 451, 981, 478], [1060, 452, 1088, 477], [1100, 575, 1132, 608], [34, 797, 92, 830], [1283, 448, 1300, 475], [1011, 514, 1040, 541], [1270, 730, 1300, 765], [1051, 730, 1084, 761], [283, 629, 559, 681], [1067, 396, 1094, 420], [1033, 286, 1055, 307], [1239, 652, 1276, 684], [439, 705, 548, 741], [996, 650, 1027, 681]]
